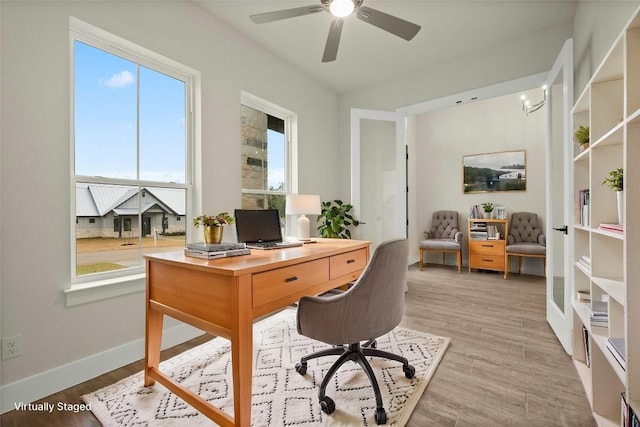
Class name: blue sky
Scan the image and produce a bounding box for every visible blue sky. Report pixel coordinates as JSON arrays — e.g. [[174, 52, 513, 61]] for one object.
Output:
[[74, 40, 186, 184]]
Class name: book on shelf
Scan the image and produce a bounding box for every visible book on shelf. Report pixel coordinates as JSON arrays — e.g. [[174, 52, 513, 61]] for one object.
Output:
[[607, 337, 626, 371], [622, 393, 630, 427], [186, 242, 246, 251], [578, 189, 590, 226], [585, 300, 608, 317], [599, 223, 624, 233], [470, 231, 488, 240], [184, 248, 251, 260], [582, 326, 591, 368], [576, 290, 591, 303]]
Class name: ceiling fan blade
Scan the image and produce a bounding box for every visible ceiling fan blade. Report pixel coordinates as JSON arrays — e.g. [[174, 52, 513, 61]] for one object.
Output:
[[322, 18, 344, 63], [250, 5, 324, 24], [356, 6, 421, 41]]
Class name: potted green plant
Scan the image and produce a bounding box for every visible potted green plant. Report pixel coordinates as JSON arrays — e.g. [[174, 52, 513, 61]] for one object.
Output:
[[574, 125, 590, 149], [482, 202, 494, 218], [602, 168, 624, 224], [317, 200, 360, 239], [193, 212, 234, 244]]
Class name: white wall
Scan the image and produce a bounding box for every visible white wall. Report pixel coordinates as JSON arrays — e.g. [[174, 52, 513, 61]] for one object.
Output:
[[0, 0, 339, 402], [573, 1, 640, 100], [415, 89, 546, 274]]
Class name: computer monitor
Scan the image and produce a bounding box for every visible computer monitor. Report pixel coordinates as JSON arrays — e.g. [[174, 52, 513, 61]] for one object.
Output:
[[234, 209, 283, 244]]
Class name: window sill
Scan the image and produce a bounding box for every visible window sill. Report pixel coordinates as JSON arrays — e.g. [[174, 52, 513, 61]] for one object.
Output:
[[65, 273, 146, 306]]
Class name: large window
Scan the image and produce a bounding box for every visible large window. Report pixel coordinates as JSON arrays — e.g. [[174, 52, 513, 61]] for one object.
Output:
[[71, 22, 194, 288], [240, 94, 296, 224]]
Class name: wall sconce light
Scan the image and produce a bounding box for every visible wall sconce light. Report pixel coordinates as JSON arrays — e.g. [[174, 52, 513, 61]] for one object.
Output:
[[521, 86, 547, 116]]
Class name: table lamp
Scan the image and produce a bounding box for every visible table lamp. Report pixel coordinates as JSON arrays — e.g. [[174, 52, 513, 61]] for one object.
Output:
[[285, 194, 321, 240]]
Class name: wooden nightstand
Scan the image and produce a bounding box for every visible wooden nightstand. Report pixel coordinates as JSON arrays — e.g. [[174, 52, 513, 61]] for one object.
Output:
[[468, 219, 508, 279]]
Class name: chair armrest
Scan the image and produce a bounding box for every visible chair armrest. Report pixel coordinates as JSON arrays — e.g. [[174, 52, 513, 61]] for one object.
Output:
[[423, 231, 431, 239], [508, 235, 515, 245], [454, 231, 463, 243], [538, 234, 546, 246]]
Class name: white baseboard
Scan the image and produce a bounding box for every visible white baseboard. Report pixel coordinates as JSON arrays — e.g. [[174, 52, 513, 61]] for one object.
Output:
[[0, 323, 204, 414]]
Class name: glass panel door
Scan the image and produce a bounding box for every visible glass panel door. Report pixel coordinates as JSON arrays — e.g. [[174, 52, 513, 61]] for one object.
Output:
[[546, 39, 573, 353], [351, 109, 406, 250]]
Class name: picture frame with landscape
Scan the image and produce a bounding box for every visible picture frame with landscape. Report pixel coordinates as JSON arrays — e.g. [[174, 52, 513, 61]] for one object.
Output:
[[463, 150, 526, 193]]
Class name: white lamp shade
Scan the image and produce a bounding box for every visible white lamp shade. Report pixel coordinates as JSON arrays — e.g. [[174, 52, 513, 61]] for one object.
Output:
[[285, 194, 321, 216]]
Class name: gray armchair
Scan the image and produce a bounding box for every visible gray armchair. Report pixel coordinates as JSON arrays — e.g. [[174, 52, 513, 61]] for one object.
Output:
[[419, 210, 463, 272], [294, 239, 414, 425], [506, 212, 546, 278]]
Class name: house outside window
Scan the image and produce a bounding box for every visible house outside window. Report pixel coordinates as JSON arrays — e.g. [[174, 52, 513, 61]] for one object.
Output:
[[70, 19, 197, 298], [241, 93, 297, 229]]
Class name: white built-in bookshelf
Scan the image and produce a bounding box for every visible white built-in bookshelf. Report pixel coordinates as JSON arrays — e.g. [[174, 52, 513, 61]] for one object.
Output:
[[571, 6, 640, 426]]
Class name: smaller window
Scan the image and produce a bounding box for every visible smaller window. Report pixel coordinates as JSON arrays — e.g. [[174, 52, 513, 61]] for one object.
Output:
[[89, 218, 96, 224]]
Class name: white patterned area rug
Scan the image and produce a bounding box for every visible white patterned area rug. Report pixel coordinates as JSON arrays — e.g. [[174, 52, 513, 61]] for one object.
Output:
[[83, 308, 449, 426]]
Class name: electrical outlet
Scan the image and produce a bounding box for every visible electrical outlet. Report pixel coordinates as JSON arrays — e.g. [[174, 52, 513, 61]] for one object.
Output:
[[2, 335, 23, 360]]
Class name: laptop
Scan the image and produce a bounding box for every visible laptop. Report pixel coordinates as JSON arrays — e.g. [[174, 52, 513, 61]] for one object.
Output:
[[234, 209, 303, 250]]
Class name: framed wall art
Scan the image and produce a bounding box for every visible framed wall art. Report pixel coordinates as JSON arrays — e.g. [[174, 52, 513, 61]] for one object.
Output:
[[463, 150, 526, 193]]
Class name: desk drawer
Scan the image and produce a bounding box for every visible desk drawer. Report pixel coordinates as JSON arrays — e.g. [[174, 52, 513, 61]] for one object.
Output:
[[330, 248, 367, 280], [469, 241, 504, 255], [470, 254, 504, 270], [253, 258, 330, 307]]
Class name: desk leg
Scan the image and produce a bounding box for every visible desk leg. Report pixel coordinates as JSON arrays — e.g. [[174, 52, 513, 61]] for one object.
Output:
[[231, 275, 253, 427], [144, 304, 164, 387]]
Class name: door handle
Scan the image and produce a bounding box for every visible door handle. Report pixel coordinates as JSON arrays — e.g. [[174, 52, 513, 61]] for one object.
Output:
[[553, 225, 568, 234]]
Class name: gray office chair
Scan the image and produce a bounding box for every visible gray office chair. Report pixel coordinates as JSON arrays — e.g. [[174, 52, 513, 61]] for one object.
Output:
[[506, 212, 546, 278], [294, 239, 414, 425], [419, 210, 463, 272]]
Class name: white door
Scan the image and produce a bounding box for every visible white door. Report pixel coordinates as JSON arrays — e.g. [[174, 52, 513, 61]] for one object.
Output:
[[546, 39, 573, 353], [351, 109, 406, 250]]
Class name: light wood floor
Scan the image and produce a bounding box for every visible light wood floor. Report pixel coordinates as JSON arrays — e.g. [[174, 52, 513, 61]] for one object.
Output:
[[0, 265, 594, 426]]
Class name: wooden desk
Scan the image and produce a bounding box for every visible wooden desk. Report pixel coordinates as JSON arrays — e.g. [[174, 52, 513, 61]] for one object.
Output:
[[144, 238, 370, 426]]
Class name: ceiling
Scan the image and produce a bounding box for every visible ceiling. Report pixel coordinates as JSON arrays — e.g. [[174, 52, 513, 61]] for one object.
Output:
[[194, 1, 578, 94]]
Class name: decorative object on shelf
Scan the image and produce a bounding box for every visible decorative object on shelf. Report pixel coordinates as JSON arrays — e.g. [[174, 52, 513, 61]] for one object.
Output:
[[573, 125, 590, 149], [463, 150, 526, 193], [317, 199, 360, 239], [602, 168, 624, 224], [481, 202, 494, 218], [494, 206, 507, 220], [520, 86, 547, 116], [285, 194, 321, 240], [193, 212, 234, 244]]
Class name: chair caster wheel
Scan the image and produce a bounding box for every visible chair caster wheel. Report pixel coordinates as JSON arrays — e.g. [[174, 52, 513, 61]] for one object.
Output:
[[403, 364, 416, 379], [319, 396, 335, 414], [374, 407, 387, 424], [295, 362, 307, 375]]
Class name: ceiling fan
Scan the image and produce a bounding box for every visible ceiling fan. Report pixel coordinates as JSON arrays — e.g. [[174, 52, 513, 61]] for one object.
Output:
[[250, 0, 421, 63]]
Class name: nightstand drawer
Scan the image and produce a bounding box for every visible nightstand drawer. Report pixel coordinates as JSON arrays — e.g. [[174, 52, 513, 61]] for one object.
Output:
[[469, 241, 504, 255], [253, 258, 330, 307], [469, 254, 504, 269]]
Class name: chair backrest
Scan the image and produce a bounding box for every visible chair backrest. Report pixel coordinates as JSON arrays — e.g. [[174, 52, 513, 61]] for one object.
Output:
[[319, 239, 408, 344], [430, 210, 459, 239], [509, 212, 542, 243]]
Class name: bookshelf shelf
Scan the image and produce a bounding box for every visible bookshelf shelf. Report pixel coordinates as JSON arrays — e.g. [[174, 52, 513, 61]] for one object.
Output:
[[571, 6, 640, 426]]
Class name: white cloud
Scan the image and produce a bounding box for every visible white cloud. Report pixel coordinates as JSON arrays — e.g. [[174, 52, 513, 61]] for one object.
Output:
[[101, 70, 135, 89]]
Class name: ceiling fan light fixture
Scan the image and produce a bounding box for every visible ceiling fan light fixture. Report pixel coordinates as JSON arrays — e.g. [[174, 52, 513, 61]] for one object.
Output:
[[329, 0, 354, 18]]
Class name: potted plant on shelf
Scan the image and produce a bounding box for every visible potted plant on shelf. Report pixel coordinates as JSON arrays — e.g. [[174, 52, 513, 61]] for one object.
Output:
[[193, 212, 234, 244], [602, 168, 624, 224], [317, 200, 360, 239], [574, 125, 590, 150], [482, 202, 494, 219]]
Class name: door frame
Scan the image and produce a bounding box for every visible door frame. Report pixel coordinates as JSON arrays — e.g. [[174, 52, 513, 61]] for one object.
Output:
[[350, 108, 407, 245]]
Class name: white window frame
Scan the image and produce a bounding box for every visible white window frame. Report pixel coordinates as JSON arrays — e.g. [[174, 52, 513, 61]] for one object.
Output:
[[66, 18, 200, 306], [240, 92, 298, 234]]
